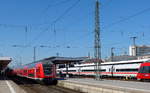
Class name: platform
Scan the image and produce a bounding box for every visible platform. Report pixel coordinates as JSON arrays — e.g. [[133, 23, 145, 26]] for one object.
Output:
[[0, 76, 26, 93], [58, 78, 150, 93]]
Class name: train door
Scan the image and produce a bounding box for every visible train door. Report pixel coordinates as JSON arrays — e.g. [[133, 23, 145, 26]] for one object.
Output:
[[110, 65, 114, 77], [28, 68, 35, 78], [36, 64, 41, 78]]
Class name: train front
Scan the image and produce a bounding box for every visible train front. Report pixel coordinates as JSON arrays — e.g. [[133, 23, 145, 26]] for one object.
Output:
[[36, 61, 57, 85], [137, 62, 150, 81]]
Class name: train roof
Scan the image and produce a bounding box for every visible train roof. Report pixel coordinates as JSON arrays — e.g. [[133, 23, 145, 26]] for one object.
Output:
[[75, 58, 150, 67], [103, 58, 150, 65], [26, 59, 53, 65]]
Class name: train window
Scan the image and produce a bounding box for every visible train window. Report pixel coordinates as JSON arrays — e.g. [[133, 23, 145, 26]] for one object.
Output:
[[69, 64, 74, 67], [82, 69, 106, 72], [59, 64, 65, 68], [116, 68, 138, 72], [102, 62, 142, 66], [139, 66, 150, 73], [24, 70, 27, 73], [144, 60, 150, 62], [36, 68, 40, 73], [68, 70, 76, 72], [82, 70, 93, 72], [109, 68, 111, 72], [43, 64, 53, 76], [100, 69, 106, 72]]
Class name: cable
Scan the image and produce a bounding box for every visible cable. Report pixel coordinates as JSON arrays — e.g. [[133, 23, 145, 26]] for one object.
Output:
[[28, 0, 81, 46], [62, 1, 150, 54], [33, 0, 73, 27], [43, 0, 71, 14], [103, 7, 150, 29], [12, 0, 81, 60], [0, 24, 25, 28], [52, 0, 80, 24]]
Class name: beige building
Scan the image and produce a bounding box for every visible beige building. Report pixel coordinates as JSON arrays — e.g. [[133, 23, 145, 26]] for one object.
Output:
[[129, 45, 150, 56]]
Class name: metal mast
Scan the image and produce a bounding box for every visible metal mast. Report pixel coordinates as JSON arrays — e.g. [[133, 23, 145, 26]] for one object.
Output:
[[33, 46, 36, 62], [94, 0, 101, 80]]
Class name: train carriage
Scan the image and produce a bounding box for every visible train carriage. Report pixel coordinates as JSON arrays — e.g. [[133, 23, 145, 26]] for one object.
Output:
[[58, 58, 150, 80], [13, 59, 57, 85]]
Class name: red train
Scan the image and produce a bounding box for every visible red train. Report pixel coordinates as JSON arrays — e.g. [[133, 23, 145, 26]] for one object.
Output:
[[137, 62, 150, 81], [13, 60, 57, 84]]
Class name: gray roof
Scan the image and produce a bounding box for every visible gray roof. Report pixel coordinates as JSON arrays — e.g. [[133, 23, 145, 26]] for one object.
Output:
[[44, 56, 87, 64], [0, 57, 12, 71], [105, 55, 137, 62]]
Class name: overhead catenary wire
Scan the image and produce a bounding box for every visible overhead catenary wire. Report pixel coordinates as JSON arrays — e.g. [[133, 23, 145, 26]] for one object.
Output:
[[42, 0, 72, 14], [103, 7, 150, 29], [5, 1, 149, 49], [33, 0, 73, 27], [63, 3, 150, 56], [11, 0, 81, 63], [27, 0, 81, 46], [52, 0, 80, 24], [0, 23, 26, 28], [95, 6, 150, 48], [5, 1, 150, 64]]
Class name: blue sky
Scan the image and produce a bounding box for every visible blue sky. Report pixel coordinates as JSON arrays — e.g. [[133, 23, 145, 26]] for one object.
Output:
[[0, 0, 150, 66]]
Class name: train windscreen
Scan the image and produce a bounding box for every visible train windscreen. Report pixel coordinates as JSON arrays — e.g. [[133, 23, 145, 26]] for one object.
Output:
[[139, 66, 150, 73], [43, 64, 53, 76]]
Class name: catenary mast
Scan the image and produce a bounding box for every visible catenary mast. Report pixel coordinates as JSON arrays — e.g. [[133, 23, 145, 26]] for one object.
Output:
[[94, 0, 101, 80]]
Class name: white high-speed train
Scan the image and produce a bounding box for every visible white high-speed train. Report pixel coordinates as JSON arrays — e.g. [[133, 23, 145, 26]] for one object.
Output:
[[57, 58, 150, 78]]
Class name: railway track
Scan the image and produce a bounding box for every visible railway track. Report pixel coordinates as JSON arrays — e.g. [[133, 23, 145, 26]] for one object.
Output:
[[11, 77, 83, 93]]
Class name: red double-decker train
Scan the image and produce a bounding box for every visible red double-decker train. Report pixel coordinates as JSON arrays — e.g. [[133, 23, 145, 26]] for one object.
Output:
[[13, 59, 57, 84]]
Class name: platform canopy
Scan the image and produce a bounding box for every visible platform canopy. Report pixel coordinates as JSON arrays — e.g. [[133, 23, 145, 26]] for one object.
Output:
[[0, 57, 12, 71], [43, 56, 87, 64]]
